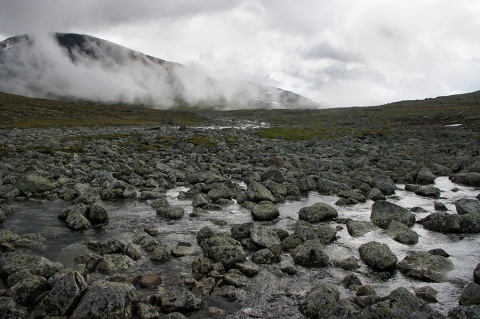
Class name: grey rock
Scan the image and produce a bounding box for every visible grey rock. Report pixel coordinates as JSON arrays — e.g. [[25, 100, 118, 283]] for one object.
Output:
[[235, 261, 260, 277], [416, 167, 437, 185], [191, 256, 213, 276], [208, 184, 234, 201], [136, 302, 160, 319], [448, 305, 480, 319], [88, 203, 109, 224], [317, 178, 351, 195], [230, 222, 252, 241], [359, 241, 397, 271], [245, 181, 275, 203], [334, 256, 359, 270], [428, 248, 450, 257], [451, 172, 480, 187], [459, 283, 480, 306], [294, 220, 337, 245], [456, 198, 480, 217], [252, 248, 278, 264], [35, 270, 88, 316], [387, 220, 419, 245], [15, 174, 55, 194], [250, 223, 281, 249], [371, 200, 415, 229], [367, 188, 386, 201], [338, 190, 367, 203], [66, 210, 92, 230], [434, 201, 449, 211], [192, 193, 209, 208], [71, 280, 137, 319], [200, 235, 246, 268], [397, 251, 454, 282], [292, 239, 329, 267], [0, 296, 27, 319], [223, 269, 249, 287], [415, 185, 441, 198], [251, 201, 279, 221], [147, 244, 172, 262], [0, 184, 20, 199], [299, 283, 340, 319], [97, 254, 136, 271], [7, 274, 49, 307], [298, 202, 338, 223], [122, 185, 137, 198], [155, 285, 205, 313], [419, 212, 480, 233], [414, 286, 438, 303], [346, 220, 376, 237], [156, 206, 184, 219], [260, 167, 287, 183], [0, 208, 5, 223], [341, 273, 362, 290], [371, 175, 396, 195], [475, 263, 480, 285], [0, 252, 63, 278]]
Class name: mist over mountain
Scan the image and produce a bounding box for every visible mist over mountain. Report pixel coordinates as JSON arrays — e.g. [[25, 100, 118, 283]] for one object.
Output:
[[0, 33, 318, 109]]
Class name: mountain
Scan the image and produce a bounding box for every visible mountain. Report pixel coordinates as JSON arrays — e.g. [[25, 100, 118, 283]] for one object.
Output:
[[0, 33, 318, 109]]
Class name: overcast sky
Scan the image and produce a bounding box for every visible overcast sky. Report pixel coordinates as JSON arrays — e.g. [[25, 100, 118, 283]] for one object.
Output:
[[1, 0, 479, 107]]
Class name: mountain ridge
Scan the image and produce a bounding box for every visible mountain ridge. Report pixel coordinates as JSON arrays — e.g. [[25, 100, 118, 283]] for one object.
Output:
[[0, 32, 319, 110]]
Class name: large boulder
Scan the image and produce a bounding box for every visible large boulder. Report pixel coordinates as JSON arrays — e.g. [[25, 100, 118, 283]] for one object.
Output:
[[346, 220, 376, 237], [459, 283, 480, 306], [249, 224, 281, 250], [251, 201, 279, 221], [71, 280, 137, 319], [294, 220, 337, 245], [0, 252, 63, 278], [316, 178, 350, 195], [371, 200, 415, 229], [7, 274, 50, 307], [34, 270, 88, 316], [15, 174, 55, 194], [292, 239, 329, 267], [200, 235, 246, 268], [154, 285, 205, 313], [418, 212, 480, 233], [415, 185, 441, 198], [455, 198, 480, 217], [448, 305, 480, 319], [245, 181, 275, 203], [0, 296, 27, 319], [371, 175, 396, 195], [66, 210, 92, 230], [299, 283, 340, 319], [88, 203, 109, 224], [359, 241, 397, 271], [451, 172, 480, 187], [416, 167, 437, 185], [397, 251, 454, 282], [387, 220, 419, 245], [298, 203, 338, 223]]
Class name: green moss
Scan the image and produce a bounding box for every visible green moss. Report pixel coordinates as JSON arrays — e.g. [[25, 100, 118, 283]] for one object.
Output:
[[256, 127, 335, 140], [186, 135, 217, 146]]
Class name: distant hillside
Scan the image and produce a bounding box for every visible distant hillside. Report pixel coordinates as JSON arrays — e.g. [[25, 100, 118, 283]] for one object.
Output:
[[0, 33, 318, 109]]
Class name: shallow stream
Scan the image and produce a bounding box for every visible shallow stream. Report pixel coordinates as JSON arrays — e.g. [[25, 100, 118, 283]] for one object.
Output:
[[1, 177, 479, 318]]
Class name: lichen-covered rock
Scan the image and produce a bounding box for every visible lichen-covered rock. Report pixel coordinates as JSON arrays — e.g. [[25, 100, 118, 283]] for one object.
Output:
[[71, 280, 137, 319], [293, 220, 337, 245], [451, 172, 480, 187], [252, 248, 278, 264], [156, 206, 185, 219], [200, 235, 246, 268], [299, 283, 340, 319], [459, 283, 480, 306], [387, 220, 419, 245], [251, 201, 279, 221], [15, 174, 55, 194], [371, 175, 396, 195], [346, 220, 376, 237], [246, 181, 276, 202], [371, 200, 415, 229], [397, 251, 454, 282], [7, 274, 50, 307], [334, 256, 359, 270], [415, 185, 441, 198], [249, 223, 281, 249], [0, 252, 63, 278], [88, 203, 109, 224], [96, 254, 136, 271], [359, 241, 397, 271], [298, 202, 338, 223], [416, 167, 437, 185], [0, 296, 27, 319], [154, 285, 205, 313], [455, 198, 480, 217], [292, 239, 329, 267], [448, 305, 480, 318], [66, 210, 92, 230]]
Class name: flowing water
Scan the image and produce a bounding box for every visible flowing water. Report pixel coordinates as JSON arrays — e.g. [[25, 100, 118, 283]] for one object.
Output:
[[1, 177, 479, 317]]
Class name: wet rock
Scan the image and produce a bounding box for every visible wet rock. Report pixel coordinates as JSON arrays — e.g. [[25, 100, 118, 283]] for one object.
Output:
[[66, 210, 92, 230], [387, 220, 419, 245], [0, 296, 27, 319], [367, 188, 386, 201], [88, 203, 109, 225], [341, 273, 362, 290], [397, 251, 454, 282], [34, 270, 88, 316], [245, 181, 275, 203], [71, 280, 137, 319], [263, 155, 285, 168], [455, 198, 480, 216], [0, 252, 63, 278], [196, 226, 215, 245], [192, 193, 209, 208], [356, 285, 377, 297], [299, 283, 340, 319], [334, 256, 359, 270], [371, 175, 396, 195], [260, 167, 287, 183], [371, 200, 415, 229], [208, 184, 234, 201], [15, 174, 55, 194], [414, 286, 438, 303], [212, 285, 237, 299], [317, 178, 350, 195], [451, 172, 480, 187], [416, 167, 437, 185], [419, 212, 463, 233], [0, 229, 20, 243], [292, 239, 329, 267], [191, 256, 213, 278], [136, 302, 160, 319], [298, 202, 338, 223], [191, 277, 216, 297], [155, 285, 205, 313], [156, 206, 184, 219], [360, 287, 444, 318], [223, 269, 249, 287], [230, 222, 252, 241], [294, 220, 337, 245], [434, 201, 449, 211], [359, 241, 397, 271], [147, 244, 172, 262], [448, 305, 480, 319], [250, 223, 281, 250], [415, 185, 441, 198], [137, 272, 162, 289], [428, 248, 450, 257], [475, 263, 480, 284], [200, 235, 246, 268], [459, 283, 480, 306], [96, 254, 136, 271], [0, 208, 6, 223], [251, 201, 279, 221], [235, 261, 261, 277], [122, 185, 137, 198], [346, 220, 376, 237], [252, 248, 278, 264], [7, 274, 49, 307], [338, 190, 367, 203], [0, 184, 20, 200]]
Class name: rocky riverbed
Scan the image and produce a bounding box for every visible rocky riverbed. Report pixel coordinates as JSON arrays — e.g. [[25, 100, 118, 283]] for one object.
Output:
[[0, 121, 479, 319]]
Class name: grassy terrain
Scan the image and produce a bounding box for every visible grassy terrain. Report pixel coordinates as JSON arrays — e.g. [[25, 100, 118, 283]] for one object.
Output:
[[0, 90, 478, 141], [0, 92, 207, 128]]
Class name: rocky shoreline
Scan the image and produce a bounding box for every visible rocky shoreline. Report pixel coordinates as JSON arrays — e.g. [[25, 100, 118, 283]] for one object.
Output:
[[0, 122, 479, 318]]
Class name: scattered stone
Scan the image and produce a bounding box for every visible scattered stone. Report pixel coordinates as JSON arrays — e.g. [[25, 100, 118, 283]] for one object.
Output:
[[428, 248, 450, 258], [299, 283, 340, 319], [455, 198, 480, 216], [156, 206, 184, 219], [387, 220, 419, 245], [298, 202, 338, 223], [459, 283, 480, 306], [245, 181, 275, 203], [397, 251, 454, 282], [414, 286, 438, 303], [251, 201, 279, 221], [137, 272, 162, 288], [415, 185, 441, 198], [434, 201, 448, 211], [15, 174, 55, 194], [292, 239, 329, 267], [334, 256, 359, 270], [252, 248, 278, 264], [88, 203, 109, 224], [200, 235, 246, 268], [155, 285, 205, 313], [359, 241, 397, 271], [475, 263, 480, 285], [346, 220, 376, 237], [371, 200, 415, 229], [371, 175, 396, 195], [416, 167, 437, 185]]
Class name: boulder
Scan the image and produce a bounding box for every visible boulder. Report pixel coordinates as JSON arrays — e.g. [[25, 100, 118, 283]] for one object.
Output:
[[367, 188, 386, 201], [147, 244, 172, 262], [448, 305, 480, 319], [459, 283, 480, 306], [35, 270, 88, 316], [245, 181, 275, 203], [252, 248, 278, 264], [415, 185, 441, 198], [0, 209, 5, 224], [156, 206, 184, 219], [416, 167, 437, 185], [7, 274, 50, 307], [451, 172, 480, 187], [455, 198, 480, 217], [0, 252, 63, 278], [298, 203, 338, 223], [71, 280, 137, 319], [137, 272, 162, 289], [474, 263, 480, 285], [88, 203, 109, 224], [223, 269, 250, 287], [0, 296, 27, 319], [200, 235, 246, 268], [387, 220, 419, 245], [66, 210, 92, 230], [251, 201, 279, 221], [359, 241, 397, 271], [292, 239, 329, 267], [371, 175, 396, 195], [235, 262, 261, 277], [155, 286, 205, 313], [15, 174, 55, 194], [317, 178, 351, 195], [192, 193, 209, 208], [230, 222, 253, 241], [191, 256, 213, 276], [371, 200, 415, 229], [418, 212, 480, 233], [414, 286, 438, 303], [294, 220, 337, 245], [96, 254, 136, 271], [397, 251, 454, 282], [334, 256, 359, 270], [299, 283, 340, 319], [260, 167, 287, 183], [346, 220, 376, 237], [250, 224, 281, 249], [0, 184, 20, 199]]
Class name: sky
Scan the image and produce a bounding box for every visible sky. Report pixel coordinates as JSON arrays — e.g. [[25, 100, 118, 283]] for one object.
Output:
[[1, 0, 480, 107]]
